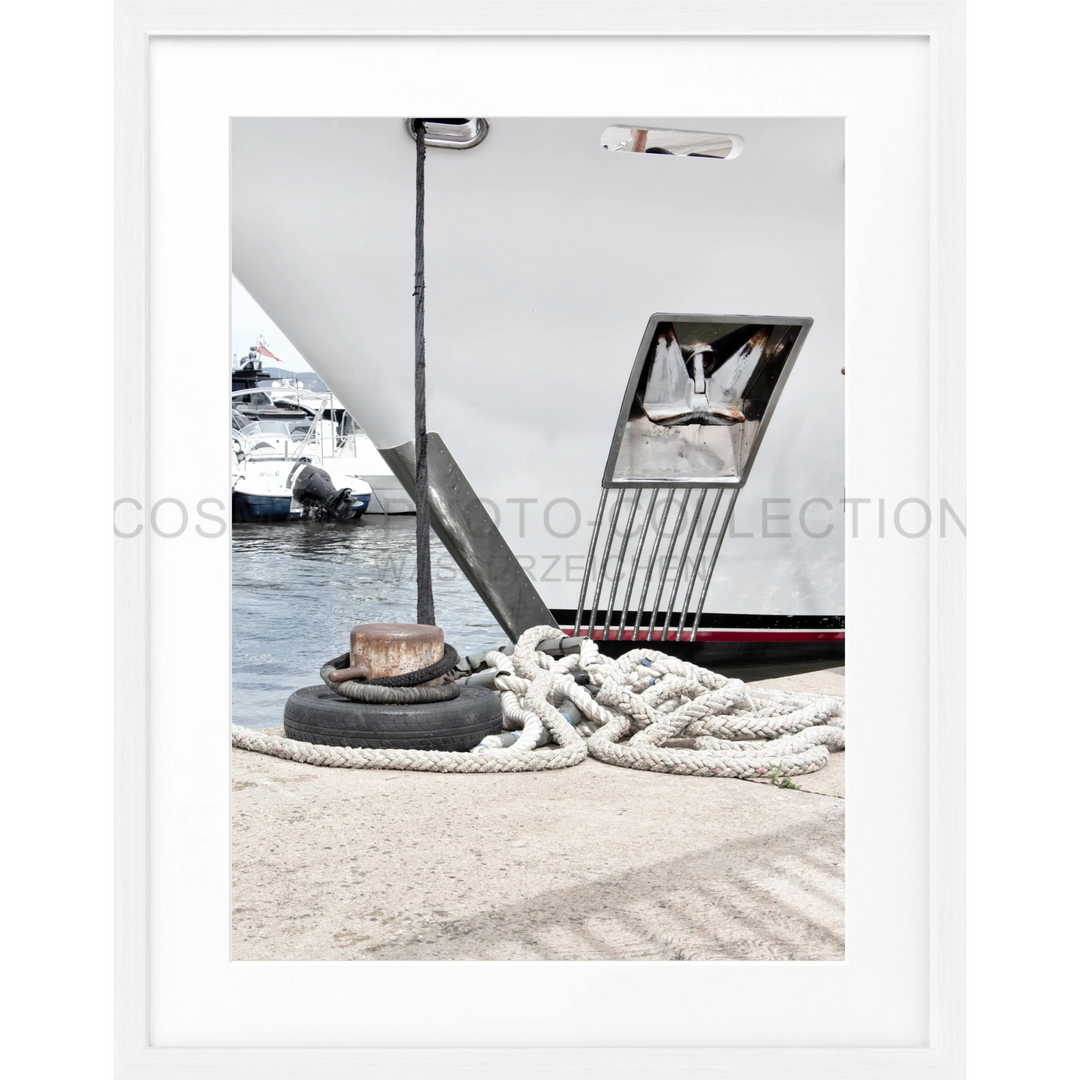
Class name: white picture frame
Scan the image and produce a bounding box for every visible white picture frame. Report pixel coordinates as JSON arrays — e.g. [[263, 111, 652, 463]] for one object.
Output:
[[115, 2, 964, 1077]]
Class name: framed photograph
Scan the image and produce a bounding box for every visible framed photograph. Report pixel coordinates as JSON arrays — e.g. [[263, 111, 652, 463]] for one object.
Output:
[[111, 4, 972, 1075]]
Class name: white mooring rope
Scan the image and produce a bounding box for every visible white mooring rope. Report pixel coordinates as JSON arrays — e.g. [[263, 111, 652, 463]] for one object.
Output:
[[230, 625, 844, 778]]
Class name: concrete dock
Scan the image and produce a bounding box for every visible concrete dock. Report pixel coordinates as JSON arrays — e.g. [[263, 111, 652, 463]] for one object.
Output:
[[232, 668, 844, 961]]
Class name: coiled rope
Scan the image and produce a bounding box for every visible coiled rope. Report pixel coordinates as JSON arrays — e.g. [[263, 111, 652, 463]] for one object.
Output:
[[319, 644, 460, 704], [231, 626, 844, 778]]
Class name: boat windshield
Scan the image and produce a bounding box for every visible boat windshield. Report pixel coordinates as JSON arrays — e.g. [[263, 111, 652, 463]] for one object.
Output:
[[240, 421, 311, 441], [340, 413, 365, 437], [233, 390, 273, 407]]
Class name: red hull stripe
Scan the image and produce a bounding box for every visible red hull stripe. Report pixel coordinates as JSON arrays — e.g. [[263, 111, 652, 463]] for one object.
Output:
[[564, 627, 845, 644]]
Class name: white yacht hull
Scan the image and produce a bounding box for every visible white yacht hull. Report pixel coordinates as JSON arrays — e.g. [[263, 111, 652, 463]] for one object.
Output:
[[232, 118, 844, 651]]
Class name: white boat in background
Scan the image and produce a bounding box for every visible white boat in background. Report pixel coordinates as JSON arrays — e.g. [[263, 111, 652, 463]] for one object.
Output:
[[231, 378, 415, 515], [232, 117, 845, 665], [232, 415, 373, 522], [275, 397, 416, 516]]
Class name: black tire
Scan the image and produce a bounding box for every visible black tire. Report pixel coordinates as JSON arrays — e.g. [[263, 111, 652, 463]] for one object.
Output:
[[283, 684, 503, 751]]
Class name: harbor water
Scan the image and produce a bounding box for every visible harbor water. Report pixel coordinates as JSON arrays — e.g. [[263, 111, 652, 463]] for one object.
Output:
[[231, 516, 505, 728], [232, 515, 844, 728]]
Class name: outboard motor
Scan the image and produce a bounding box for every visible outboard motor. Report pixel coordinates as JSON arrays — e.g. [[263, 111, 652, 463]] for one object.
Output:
[[291, 463, 356, 521]]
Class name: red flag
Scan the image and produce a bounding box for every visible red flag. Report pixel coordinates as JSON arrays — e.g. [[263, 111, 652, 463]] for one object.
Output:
[[255, 337, 283, 363]]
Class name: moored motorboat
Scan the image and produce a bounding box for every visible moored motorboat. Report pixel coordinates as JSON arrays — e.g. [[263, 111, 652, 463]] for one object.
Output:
[[232, 420, 372, 522], [232, 357, 415, 515]]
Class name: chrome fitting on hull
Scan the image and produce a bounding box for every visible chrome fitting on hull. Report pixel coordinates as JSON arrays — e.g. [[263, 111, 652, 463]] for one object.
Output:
[[405, 118, 489, 150], [576, 313, 813, 644]]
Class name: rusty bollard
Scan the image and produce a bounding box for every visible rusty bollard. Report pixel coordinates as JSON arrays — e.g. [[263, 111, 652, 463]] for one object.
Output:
[[326, 623, 444, 683]]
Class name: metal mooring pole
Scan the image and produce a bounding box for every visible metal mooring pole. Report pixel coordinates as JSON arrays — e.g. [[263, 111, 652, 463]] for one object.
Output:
[[413, 120, 435, 626]]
